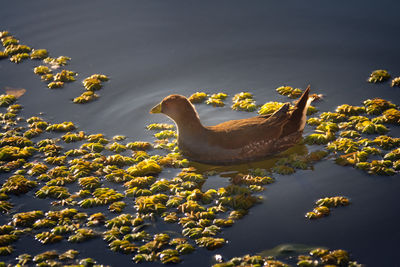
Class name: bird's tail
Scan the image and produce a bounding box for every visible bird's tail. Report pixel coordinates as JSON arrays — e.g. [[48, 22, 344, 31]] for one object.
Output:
[[281, 85, 311, 135]]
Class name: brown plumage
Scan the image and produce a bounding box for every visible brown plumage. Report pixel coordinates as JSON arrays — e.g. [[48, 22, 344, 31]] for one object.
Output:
[[150, 86, 312, 165]]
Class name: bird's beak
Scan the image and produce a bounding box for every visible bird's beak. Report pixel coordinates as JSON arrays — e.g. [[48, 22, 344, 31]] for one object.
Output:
[[150, 103, 162, 114]]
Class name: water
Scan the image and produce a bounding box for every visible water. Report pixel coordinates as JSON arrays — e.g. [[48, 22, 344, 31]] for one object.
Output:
[[1, 0, 400, 266]]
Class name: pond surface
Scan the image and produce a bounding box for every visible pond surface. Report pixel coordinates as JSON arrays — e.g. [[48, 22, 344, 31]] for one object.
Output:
[[1, 0, 400, 266]]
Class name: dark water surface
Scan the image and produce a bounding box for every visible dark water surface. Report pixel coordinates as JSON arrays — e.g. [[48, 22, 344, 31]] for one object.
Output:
[[1, 1, 400, 266]]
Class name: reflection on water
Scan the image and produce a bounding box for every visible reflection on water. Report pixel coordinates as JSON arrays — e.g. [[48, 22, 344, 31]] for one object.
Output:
[[1, 0, 400, 266], [191, 144, 309, 176]]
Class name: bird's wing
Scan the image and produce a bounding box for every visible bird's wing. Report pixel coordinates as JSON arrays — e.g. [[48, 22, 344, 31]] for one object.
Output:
[[206, 104, 291, 149]]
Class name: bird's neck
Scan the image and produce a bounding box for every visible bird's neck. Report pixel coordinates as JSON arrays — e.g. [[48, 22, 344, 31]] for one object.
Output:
[[167, 109, 206, 142]]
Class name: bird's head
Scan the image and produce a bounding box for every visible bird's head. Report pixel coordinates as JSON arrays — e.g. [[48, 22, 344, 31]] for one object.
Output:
[[150, 94, 199, 123]]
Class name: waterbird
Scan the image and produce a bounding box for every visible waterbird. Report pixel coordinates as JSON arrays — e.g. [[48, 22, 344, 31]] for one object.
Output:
[[150, 86, 312, 165]]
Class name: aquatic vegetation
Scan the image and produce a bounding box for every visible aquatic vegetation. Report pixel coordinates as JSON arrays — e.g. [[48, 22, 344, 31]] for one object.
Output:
[[53, 69, 77, 82], [316, 196, 350, 208], [35, 185, 70, 199], [375, 108, 400, 125], [384, 148, 400, 161], [355, 120, 388, 134], [363, 98, 396, 115], [367, 69, 391, 83], [127, 159, 162, 176], [327, 138, 359, 153], [83, 77, 102, 91], [47, 81, 64, 89], [126, 141, 152, 150], [306, 196, 347, 219], [134, 194, 168, 214], [154, 130, 177, 139], [35, 231, 63, 244], [2, 37, 18, 47], [231, 92, 256, 112], [391, 77, 400, 87], [109, 239, 138, 254], [61, 131, 85, 143], [319, 112, 347, 123], [0, 94, 16, 107], [59, 249, 79, 260], [258, 101, 288, 115], [73, 90, 99, 104], [107, 142, 127, 153], [68, 228, 96, 243], [46, 121, 75, 132], [0, 246, 13, 256], [276, 86, 302, 98], [231, 98, 257, 112], [336, 104, 366, 116], [9, 53, 30, 63], [109, 201, 126, 213], [41, 73, 54, 81], [43, 56, 71, 67], [30, 49, 48, 59], [1, 174, 37, 194], [188, 92, 208, 103], [146, 123, 174, 130], [0, 201, 13, 213], [195, 237, 225, 250], [4, 44, 31, 55], [372, 135, 400, 150], [306, 105, 318, 115], [304, 131, 335, 145], [206, 93, 227, 107], [12, 210, 44, 227]]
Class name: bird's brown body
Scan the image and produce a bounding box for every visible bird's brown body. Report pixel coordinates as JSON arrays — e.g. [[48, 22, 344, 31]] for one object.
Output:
[[150, 86, 311, 165]]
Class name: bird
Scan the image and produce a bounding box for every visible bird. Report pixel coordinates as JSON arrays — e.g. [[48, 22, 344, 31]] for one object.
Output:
[[150, 86, 312, 165]]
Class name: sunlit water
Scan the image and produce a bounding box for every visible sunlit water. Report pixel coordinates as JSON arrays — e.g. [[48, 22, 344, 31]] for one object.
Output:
[[1, 1, 400, 266]]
